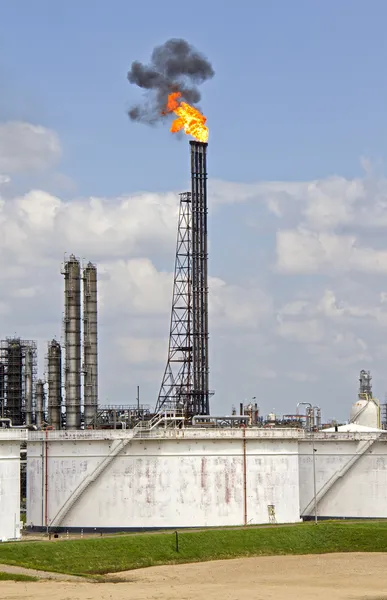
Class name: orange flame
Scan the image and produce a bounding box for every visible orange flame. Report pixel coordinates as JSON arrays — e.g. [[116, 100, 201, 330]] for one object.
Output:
[[165, 92, 208, 143]]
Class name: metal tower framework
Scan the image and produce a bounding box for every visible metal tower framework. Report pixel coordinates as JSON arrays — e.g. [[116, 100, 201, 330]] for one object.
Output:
[[0, 338, 37, 425], [156, 192, 193, 413], [156, 140, 211, 418]]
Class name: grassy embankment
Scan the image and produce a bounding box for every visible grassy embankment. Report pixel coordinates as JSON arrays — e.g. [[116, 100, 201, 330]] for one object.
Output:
[[0, 521, 386, 576], [0, 572, 38, 582]]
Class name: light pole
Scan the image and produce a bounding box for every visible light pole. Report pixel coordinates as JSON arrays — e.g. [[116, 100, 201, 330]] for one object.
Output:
[[312, 437, 318, 525]]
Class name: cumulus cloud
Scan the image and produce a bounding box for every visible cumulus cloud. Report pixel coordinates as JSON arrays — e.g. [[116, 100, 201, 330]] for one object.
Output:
[[3, 118, 387, 420], [0, 189, 179, 264], [276, 228, 387, 274], [0, 122, 61, 173]]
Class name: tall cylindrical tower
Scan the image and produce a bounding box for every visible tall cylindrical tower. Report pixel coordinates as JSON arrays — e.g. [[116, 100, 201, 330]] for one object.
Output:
[[35, 379, 44, 429], [6, 339, 23, 425], [24, 347, 33, 426], [47, 339, 62, 429], [63, 254, 82, 429], [0, 363, 5, 418], [83, 262, 98, 426], [190, 140, 209, 416]]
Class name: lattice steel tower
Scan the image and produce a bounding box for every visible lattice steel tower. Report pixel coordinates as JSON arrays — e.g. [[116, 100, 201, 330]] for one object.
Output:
[[156, 191, 193, 413], [156, 141, 210, 417]]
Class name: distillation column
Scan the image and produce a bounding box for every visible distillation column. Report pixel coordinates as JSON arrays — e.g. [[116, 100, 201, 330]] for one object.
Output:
[[24, 347, 33, 426], [83, 262, 98, 426], [6, 339, 23, 425], [63, 255, 82, 429], [0, 364, 4, 418], [35, 379, 45, 429], [47, 339, 62, 429], [190, 140, 209, 416]]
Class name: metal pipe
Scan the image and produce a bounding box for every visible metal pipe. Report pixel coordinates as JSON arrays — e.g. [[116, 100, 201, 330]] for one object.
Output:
[[312, 437, 318, 525], [44, 428, 49, 528], [242, 425, 247, 526], [190, 141, 209, 416], [192, 415, 249, 425], [63, 255, 82, 429], [83, 262, 98, 426], [47, 340, 62, 429], [0, 417, 35, 430], [296, 401, 312, 414]]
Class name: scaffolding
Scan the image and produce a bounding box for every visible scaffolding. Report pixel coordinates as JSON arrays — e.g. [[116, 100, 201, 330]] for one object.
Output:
[[0, 338, 37, 425]]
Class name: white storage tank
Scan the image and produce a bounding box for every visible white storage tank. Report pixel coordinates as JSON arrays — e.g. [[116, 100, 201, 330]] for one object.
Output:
[[0, 428, 26, 541], [350, 398, 380, 429]]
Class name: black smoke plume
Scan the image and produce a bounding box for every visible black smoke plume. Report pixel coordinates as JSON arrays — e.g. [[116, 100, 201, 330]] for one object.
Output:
[[127, 38, 214, 124]]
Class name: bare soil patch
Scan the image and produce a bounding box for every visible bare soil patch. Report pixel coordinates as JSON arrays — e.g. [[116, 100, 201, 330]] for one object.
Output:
[[0, 552, 386, 599]]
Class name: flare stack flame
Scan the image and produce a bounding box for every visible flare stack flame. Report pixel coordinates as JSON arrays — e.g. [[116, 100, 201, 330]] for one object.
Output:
[[165, 92, 208, 143]]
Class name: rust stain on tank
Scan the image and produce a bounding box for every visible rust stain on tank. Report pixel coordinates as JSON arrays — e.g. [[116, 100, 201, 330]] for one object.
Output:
[[225, 470, 231, 504], [201, 457, 207, 489]]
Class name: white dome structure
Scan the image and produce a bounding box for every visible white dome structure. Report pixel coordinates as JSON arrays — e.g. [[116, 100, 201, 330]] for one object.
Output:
[[350, 398, 380, 429]]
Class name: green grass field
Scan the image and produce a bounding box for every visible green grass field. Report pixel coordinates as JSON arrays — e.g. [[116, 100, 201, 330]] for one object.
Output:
[[0, 571, 38, 582], [0, 522, 386, 576]]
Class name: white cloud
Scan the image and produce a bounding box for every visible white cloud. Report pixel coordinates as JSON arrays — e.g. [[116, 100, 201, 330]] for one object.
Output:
[[276, 228, 387, 274], [3, 120, 387, 421], [0, 189, 179, 264], [0, 122, 61, 173]]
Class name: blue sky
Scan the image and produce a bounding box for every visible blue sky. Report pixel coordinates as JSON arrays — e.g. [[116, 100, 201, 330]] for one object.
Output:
[[1, 1, 387, 421], [2, 0, 387, 195]]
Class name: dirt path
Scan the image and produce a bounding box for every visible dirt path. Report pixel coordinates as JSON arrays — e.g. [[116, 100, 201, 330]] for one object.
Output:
[[0, 553, 386, 599], [0, 563, 88, 581]]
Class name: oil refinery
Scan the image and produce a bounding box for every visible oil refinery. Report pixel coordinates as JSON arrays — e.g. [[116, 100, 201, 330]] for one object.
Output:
[[1, 138, 387, 541]]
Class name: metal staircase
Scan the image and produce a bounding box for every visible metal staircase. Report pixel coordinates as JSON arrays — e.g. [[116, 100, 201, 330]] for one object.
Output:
[[49, 436, 132, 528], [133, 410, 185, 437], [49, 411, 185, 528], [302, 435, 381, 517]]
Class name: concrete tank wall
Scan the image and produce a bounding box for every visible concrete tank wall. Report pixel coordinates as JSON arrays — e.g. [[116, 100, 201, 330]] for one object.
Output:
[[0, 430, 26, 541], [26, 429, 301, 530], [299, 435, 387, 519], [27, 429, 387, 531]]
